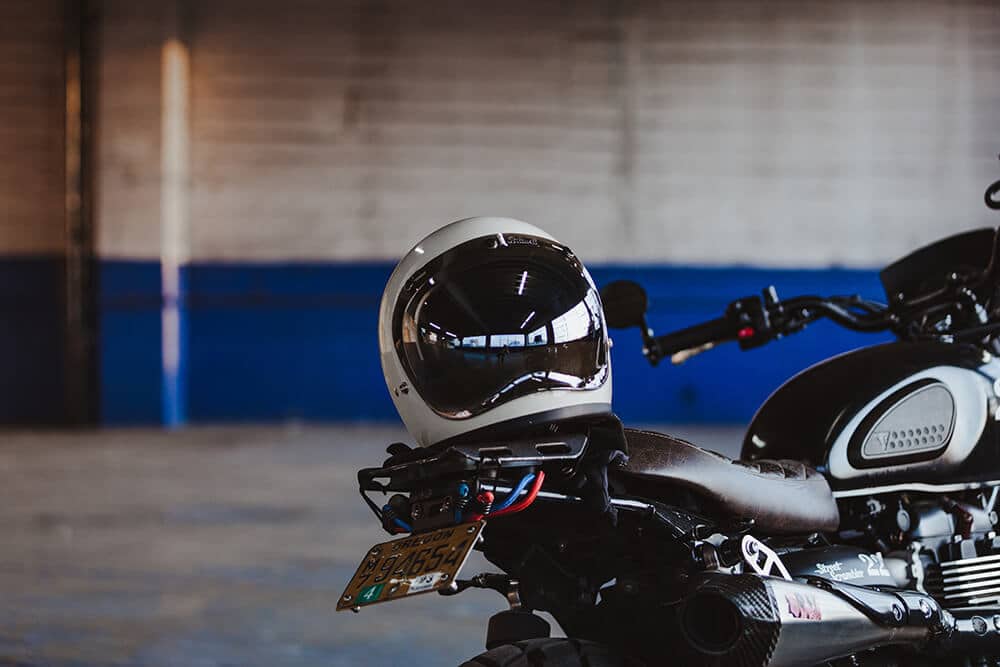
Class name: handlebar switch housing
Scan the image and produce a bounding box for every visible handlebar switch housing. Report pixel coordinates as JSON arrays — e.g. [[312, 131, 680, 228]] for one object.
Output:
[[729, 296, 773, 350]]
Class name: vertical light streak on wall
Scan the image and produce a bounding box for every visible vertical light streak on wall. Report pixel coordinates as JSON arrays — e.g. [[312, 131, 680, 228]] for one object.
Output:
[[160, 36, 190, 427]]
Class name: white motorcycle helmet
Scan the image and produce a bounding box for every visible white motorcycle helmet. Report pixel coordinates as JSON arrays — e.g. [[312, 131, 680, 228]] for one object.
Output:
[[379, 217, 613, 448]]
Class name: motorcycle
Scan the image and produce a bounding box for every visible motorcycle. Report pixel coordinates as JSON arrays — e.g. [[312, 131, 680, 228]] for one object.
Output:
[[339, 223, 1000, 666]]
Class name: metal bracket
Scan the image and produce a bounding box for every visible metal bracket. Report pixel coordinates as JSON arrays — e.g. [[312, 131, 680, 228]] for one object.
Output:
[[982, 487, 999, 514], [908, 541, 926, 594], [741, 535, 792, 581], [505, 579, 523, 610], [450, 433, 588, 465], [439, 572, 519, 607]]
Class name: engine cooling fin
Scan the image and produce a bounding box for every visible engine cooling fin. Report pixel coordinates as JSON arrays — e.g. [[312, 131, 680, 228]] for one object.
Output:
[[925, 553, 1000, 607]]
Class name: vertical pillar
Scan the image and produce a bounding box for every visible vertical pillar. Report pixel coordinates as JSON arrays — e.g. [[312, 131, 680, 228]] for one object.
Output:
[[64, 0, 97, 424], [62, 0, 90, 423], [160, 2, 190, 427]]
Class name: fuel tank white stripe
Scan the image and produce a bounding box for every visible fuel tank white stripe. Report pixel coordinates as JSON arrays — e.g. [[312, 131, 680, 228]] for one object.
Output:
[[833, 479, 1000, 499]]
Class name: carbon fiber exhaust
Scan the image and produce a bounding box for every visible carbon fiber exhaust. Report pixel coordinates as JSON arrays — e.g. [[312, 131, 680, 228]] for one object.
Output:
[[679, 574, 934, 667]]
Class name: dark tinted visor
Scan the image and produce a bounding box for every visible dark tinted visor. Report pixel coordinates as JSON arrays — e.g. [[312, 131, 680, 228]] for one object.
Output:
[[393, 234, 608, 419]]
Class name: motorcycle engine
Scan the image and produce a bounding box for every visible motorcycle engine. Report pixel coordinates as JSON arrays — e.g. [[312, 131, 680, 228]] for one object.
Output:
[[840, 492, 1000, 609]]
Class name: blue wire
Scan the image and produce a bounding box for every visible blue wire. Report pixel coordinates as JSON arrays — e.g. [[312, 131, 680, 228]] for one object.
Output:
[[493, 473, 535, 512], [383, 504, 413, 533]]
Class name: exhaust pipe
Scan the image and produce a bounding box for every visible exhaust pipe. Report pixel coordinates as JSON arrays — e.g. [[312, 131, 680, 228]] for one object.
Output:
[[937, 607, 1000, 655], [680, 574, 936, 666]]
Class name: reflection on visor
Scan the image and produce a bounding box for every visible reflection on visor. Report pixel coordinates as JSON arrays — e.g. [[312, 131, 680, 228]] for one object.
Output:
[[393, 234, 609, 419]]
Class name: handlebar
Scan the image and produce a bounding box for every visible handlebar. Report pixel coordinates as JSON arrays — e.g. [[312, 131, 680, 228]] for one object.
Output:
[[652, 316, 736, 359], [780, 297, 894, 332], [638, 289, 893, 366]]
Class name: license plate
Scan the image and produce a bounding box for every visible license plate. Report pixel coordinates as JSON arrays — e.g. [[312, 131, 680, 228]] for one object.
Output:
[[337, 521, 485, 611]]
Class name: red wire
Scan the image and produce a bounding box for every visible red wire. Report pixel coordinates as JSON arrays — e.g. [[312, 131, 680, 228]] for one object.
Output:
[[468, 490, 494, 523], [488, 470, 545, 518]]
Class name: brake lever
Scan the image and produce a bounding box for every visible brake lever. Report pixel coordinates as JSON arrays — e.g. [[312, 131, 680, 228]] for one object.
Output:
[[670, 342, 715, 365]]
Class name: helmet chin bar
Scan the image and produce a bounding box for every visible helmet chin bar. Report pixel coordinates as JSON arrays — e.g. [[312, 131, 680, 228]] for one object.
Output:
[[433, 403, 613, 450]]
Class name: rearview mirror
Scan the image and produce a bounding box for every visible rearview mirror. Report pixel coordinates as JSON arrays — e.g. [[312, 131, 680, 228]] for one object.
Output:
[[600, 280, 648, 329]]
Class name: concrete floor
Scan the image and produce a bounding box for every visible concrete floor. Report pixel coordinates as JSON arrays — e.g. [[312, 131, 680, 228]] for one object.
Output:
[[0, 424, 743, 667]]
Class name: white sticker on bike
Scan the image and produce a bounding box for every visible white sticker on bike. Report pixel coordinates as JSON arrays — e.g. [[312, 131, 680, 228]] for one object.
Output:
[[858, 553, 892, 578], [408, 572, 444, 594], [815, 560, 865, 582]]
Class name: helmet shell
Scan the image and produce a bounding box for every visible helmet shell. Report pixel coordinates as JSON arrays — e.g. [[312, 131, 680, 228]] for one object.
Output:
[[379, 216, 613, 447]]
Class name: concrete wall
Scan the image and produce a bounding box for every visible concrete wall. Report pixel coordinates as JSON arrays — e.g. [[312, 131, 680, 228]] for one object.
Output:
[[96, 0, 1000, 267], [0, 0, 66, 255], [65, 0, 1000, 423], [96, 0, 168, 260]]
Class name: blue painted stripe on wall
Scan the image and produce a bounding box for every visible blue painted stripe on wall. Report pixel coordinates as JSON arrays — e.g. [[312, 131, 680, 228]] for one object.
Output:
[[97, 260, 891, 426], [98, 260, 164, 424], [0, 257, 65, 424], [590, 265, 891, 423], [185, 262, 392, 422]]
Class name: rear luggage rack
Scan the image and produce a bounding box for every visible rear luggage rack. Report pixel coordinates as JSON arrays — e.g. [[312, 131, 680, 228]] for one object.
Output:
[[358, 432, 589, 493]]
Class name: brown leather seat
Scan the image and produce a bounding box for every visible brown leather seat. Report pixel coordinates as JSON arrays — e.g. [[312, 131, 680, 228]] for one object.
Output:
[[616, 428, 840, 535]]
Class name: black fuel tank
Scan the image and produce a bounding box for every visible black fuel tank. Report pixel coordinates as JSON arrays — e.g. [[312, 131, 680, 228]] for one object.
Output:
[[740, 341, 1000, 491]]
